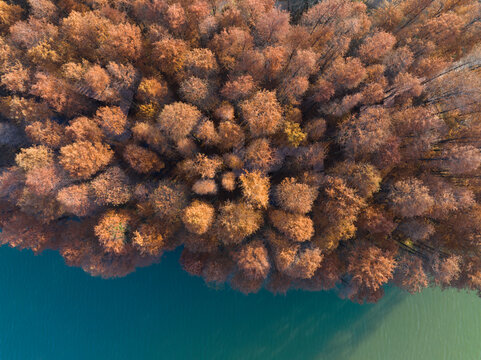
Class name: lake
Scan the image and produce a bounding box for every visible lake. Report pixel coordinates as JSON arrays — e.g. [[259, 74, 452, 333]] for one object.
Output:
[[0, 246, 479, 360]]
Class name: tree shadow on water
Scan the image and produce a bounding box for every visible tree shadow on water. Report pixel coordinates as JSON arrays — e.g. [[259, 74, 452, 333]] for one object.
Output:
[[0, 246, 407, 360], [212, 285, 407, 360], [115, 250, 408, 360], [314, 287, 406, 360]]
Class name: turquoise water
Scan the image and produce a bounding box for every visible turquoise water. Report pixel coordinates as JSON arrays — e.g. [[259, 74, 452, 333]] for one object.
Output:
[[0, 246, 479, 360]]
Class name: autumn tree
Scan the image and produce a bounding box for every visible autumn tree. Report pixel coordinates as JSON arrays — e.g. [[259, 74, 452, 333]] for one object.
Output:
[[221, 75, 256, 101], [132, 221, 166, 257], [300, 252, 343, 291], [95, 106, 128, 138], [123, 144, 164, 174], [65, 117, 104, 143], [239, 90, 283, 137], [157, 102, 202, 141], [389, 178, 434, 218], [394, 255, 428, 294], [182, 200, 215, 235], [59, 141, 113, 179], [95, 210, 133, 255], [90, 166, 132, 206], [243, 138, 283, 173], [99, 22, 142, 63], [0, 0, 481, 300], [232, 238, 271, 280], [347, 243, 397, 292], [313, 177, 365, 250], [0, 212, 53, 252], [210, 27, 254, 70], [15, 145, 54, 171], [215, 201, 263, 245], [274, 178, 318, 214], [441, 145, 481, 175], [358, 31, 396, 63], [338, 107, 391, 160], [429, 254, 462, 287], [329, 161, 381, 198], [239, 171, 270, 209], [149, 180, 188, 221], [192, 179, 218, 195], [25, 165, 63, 196], [56, 183, 96, 217], [269, 209, 314, 243], [25, 120, 65, 148]]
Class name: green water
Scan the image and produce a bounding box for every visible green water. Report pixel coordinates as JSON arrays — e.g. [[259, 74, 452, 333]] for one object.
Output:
[[0, 246, 479, 360]]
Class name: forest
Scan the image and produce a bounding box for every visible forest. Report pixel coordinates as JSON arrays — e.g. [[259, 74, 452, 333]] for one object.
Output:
[[0, 0, 480, 303]]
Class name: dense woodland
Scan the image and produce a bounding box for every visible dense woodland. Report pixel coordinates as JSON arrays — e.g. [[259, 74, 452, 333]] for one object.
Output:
[[0, 0, 481, 302]]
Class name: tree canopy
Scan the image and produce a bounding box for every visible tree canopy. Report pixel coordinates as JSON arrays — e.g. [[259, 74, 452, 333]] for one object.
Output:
[[1, 0, 481, 301]]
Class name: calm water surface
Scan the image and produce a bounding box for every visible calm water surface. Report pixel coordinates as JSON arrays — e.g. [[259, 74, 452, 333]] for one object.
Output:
[[0, 246, 479, 360]]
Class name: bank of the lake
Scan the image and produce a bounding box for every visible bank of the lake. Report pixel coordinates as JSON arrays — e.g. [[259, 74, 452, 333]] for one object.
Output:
[[0, 246, 479, 360]]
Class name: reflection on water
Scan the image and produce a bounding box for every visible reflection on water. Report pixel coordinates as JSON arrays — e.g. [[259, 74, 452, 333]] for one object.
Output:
[[0, 246, 479, 360]]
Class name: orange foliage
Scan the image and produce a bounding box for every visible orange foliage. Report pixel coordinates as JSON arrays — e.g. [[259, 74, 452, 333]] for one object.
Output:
[[95, 106, 128, 138], [94, 210, 133, 255], [59, 141, 113, 179], [269, 210, 314, 243], [348, 243, 396, 292], [239, 90, 282, 136], [90, 167, 132, 206], [123, 144, 164, 174], [157, 102, 202, 141], [1, 0, 481, 301]]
